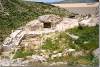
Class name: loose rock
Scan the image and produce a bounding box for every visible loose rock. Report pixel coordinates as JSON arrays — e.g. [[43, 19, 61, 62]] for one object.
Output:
[[32, 55, 47, 62]]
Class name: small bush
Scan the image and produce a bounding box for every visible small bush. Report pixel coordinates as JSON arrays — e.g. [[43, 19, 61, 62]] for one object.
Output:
[[13, 50, 33, 59], [42, 38, 60, 51]]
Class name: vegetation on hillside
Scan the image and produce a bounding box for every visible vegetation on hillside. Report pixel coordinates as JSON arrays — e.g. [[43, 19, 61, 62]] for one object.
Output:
[[0, 0, 99, 66], [67, 25, 99, 50], [41, 26, 99, 65], [0, 0, 74, 44], [42, 25, 98, 51], [14, 26, 99, 65]]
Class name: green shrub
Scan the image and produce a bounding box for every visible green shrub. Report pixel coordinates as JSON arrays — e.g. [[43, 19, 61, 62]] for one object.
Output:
[[42, 38, 60, 51], [13, 50, 33, 59], [67, 26, 99, 50]]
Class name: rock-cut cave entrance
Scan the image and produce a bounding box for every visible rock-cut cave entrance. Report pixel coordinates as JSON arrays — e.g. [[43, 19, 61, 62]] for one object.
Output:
[[43, 23, 51, 28]]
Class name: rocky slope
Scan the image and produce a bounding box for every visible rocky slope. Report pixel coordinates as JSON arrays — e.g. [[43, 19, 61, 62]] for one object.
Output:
[[0, 14, 99, 66], [0, 0, 74, 45], [0, 0, 99, 66]]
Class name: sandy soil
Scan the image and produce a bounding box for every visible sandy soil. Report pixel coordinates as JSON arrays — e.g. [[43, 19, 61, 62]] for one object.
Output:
[[52, 2, 99, 8]]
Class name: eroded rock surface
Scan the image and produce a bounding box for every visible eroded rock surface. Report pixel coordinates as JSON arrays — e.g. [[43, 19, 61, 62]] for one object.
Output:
[[79, 18, 98, 27], [38, 14, 62, 23]]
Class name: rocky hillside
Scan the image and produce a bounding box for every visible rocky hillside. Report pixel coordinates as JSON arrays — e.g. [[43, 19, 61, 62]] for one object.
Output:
[[0, 0, 99, 66], [0, 14, 98, 66], [0, 0, 74, 44]]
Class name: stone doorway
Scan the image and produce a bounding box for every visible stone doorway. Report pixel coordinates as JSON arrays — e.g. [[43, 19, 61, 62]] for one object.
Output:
[[43, 23, 51, 28]]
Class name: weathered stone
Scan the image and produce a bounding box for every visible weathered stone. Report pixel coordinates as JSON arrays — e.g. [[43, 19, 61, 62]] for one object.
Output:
[[51, 53, 62, 60], [79, 18, 98, 27], [56, 53, 62, 57], [2, 37, 12, 45], [40, 53, 49, 59], [51, 54, 57, 60], [38, 14, 62, 24], [56, 18, 79, 31], [73, 51, 84, 57], [31, 55, 47, 62], [64, 49, 75, 53], [21, 60, 30, 65], [25, 20, 43, 31], [66, 33, 79, 40], [53, 51, 58, 54], [2, 30, 25, 52]]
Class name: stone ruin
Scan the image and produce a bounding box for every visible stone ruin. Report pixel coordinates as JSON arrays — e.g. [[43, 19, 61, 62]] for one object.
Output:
[[0, 14, 99, 66], [1, 14, 98, 54], [25, 14, 63, 31], [38, 14, 62, 28], [0, 15, 62, 53]]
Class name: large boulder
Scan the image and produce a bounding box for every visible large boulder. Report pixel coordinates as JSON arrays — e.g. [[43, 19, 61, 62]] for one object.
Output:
[[38, 14, 62, 24], [79, 18, 98, 27], [56, 18, 79, 31], [25, 20, 43, 31]]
